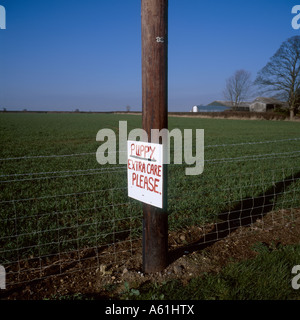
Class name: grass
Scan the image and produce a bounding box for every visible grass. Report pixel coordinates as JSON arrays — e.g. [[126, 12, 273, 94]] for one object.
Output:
[[0, 113, 300, 266], [119, 243, 300, 300]]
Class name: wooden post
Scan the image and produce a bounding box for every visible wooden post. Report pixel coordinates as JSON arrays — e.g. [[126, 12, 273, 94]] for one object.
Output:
[[141, 0, 168, 273]]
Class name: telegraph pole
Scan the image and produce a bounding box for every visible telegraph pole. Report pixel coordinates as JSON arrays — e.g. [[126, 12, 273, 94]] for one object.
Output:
[[141, 0, 168, 273]]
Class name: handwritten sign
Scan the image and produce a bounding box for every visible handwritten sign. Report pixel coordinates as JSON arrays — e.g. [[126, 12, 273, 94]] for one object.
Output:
[[127, 140, 163, 208]]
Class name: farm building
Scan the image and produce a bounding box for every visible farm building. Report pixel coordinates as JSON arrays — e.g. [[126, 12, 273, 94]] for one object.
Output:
[[190, 97, 288, 113], [249, 97, 288, 112], [189, 104, 232, 112], [207, 100, 250, 111], [191, 105, 200, 112]]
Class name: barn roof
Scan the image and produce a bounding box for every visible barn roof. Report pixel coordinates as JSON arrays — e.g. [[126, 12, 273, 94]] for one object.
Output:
[[251, 97, 287, 106]]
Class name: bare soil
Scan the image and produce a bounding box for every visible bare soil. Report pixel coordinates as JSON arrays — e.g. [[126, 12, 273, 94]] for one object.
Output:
[[1, 208, 300, 300]]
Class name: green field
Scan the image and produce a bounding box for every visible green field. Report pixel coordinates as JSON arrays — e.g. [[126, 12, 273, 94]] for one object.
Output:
[[0, 113, 300, 274], [120, 243, 300, 300]]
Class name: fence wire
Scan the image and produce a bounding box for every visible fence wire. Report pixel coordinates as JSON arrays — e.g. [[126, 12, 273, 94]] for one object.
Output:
[[0, 137, 300, 286]]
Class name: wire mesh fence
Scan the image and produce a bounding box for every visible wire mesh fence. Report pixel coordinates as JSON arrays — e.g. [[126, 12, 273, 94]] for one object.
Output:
[[1, 136, 300, 286]]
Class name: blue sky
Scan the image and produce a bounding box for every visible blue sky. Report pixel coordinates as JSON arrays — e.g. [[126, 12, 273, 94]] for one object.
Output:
[[0, 0, 299, 112]]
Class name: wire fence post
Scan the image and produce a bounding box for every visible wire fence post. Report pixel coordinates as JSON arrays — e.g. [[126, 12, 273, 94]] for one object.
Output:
[[141, 0, 168, 273]]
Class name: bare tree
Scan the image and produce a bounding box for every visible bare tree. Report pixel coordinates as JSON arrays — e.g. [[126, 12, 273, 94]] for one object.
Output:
[[254, 36, 300, 119], [223, 69, 252, 110]]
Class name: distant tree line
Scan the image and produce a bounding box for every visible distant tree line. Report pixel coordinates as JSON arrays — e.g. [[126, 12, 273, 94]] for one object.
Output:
[[224, 35, 300, 119]]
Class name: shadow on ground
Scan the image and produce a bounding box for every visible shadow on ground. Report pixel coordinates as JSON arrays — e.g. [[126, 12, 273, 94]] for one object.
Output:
[[168, 171, 300, 264]]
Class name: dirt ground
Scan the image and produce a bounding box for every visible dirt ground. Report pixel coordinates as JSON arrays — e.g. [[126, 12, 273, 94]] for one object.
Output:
[[1, 208, 300, 300]]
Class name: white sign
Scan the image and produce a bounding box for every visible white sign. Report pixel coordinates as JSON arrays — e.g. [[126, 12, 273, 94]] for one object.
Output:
[[127, 140, 163, 208]]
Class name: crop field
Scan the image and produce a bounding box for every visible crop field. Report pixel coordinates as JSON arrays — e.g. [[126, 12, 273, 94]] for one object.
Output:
[[0, 112, 300, 287]]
